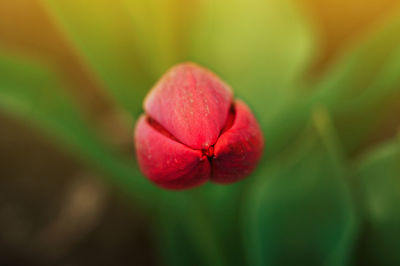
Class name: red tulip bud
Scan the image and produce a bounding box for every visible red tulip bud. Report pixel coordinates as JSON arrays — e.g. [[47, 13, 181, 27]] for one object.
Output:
[[134, 63, 264, 190]]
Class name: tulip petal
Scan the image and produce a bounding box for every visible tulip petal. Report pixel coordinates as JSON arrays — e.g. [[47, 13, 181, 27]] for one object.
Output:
[[144, 63, 233, 149], [212, 100, 264, 183], [134, 115, 210, 189]]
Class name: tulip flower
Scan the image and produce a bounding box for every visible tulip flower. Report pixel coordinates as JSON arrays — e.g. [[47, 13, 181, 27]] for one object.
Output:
[[134, 63, 263, 190]]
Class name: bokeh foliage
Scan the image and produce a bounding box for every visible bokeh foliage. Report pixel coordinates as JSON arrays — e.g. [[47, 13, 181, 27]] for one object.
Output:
[[1, 0, 400, 265]]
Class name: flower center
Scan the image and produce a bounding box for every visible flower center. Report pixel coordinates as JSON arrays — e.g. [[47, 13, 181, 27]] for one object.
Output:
[[202, 145, 214, 158]]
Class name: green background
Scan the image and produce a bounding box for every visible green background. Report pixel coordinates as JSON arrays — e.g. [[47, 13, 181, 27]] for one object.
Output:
[[1, 0, 400, 265]]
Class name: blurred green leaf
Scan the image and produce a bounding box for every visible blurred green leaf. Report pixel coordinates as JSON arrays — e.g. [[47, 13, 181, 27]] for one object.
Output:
[[265, 11, 400, 159], [0, 54, 157, 203], [189, 0, 314, 124], [157, 196, 204, 266], [243, 109, 357, 266], [41, 0, 151, 116], [158, 215, 202, 266], [122, 0, 192, 77], [156, 176, 252, 266], [156, 172, 254, 266], [310, 12, 400, 152], [156, 191, 226, 266], [200, 183, 248, 266], [313, 13, 400, 106], [355, 136, 400, 265]]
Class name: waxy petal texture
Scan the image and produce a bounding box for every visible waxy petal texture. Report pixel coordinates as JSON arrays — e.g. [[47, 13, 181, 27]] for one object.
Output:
[[144, 63, 233, 149], [134, 62, 264, 190], [212, 100, 264, 183], [134, 115, 210, 190]]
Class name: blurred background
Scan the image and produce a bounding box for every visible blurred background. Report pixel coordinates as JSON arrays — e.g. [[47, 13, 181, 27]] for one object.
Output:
[[1, 0, 400, 265]]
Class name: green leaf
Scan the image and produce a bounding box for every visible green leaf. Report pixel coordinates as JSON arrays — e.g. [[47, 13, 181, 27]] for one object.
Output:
[[189, 0, 314, 124], [200, 183, 248, 266], [156, 191, 226, 266], [122, 0, 192, 77], [40, 0, 151, 116], [156, 173, 253, 266], [0, 54, 157, 204], [243, 109, 357, 266], [156, 198, 204, 266], [156, 172, 253, 266], [310, 12, 400, 152], [264, 11, 400, 159], [355, 136, 400, 265]]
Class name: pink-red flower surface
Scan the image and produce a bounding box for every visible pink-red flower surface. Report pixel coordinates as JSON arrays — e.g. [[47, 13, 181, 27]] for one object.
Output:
[[134, 63, 264, 190]]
